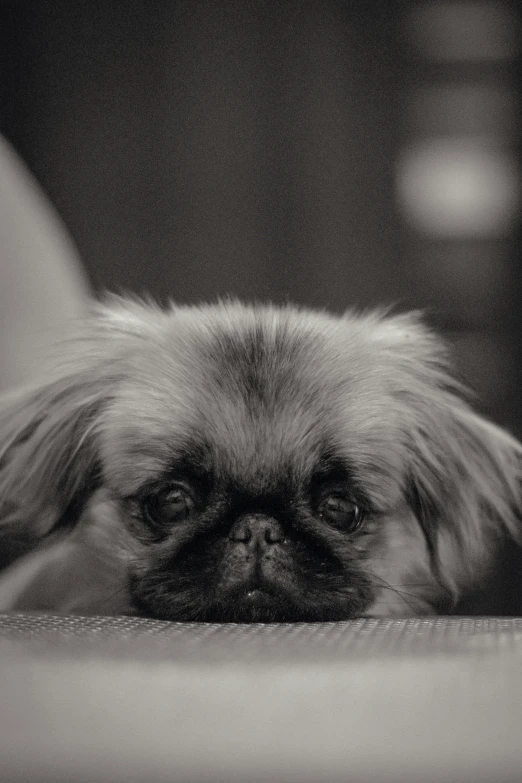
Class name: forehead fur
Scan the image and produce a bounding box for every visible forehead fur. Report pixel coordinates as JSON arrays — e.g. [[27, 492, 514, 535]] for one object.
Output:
[[98, 298, 451, 504]]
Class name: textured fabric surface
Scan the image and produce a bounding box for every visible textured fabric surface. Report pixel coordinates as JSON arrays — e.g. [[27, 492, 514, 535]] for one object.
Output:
[[1, 612, 522, 661], [1, 613, 522, 783]]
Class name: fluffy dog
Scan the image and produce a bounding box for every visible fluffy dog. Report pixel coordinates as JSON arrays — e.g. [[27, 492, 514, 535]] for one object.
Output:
[[0, 296, 521, 621]]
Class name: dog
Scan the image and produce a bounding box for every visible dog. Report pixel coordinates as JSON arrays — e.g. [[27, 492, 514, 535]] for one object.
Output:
[[0, 295, 521, 621]]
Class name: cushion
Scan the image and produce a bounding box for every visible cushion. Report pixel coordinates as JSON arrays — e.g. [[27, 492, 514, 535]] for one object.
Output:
[[1, 613, 521, 783]]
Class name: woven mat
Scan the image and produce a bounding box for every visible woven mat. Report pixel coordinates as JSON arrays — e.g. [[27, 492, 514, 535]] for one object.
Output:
[[1, 613, 521, 783]]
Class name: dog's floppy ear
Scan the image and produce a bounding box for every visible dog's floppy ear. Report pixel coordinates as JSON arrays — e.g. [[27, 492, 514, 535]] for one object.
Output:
[[0, 295, 164, 565], [373, 312, 522, 601], [409, 401, 522, 602]]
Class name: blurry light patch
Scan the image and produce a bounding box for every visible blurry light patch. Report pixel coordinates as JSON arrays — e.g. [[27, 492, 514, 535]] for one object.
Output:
[[397, 140, 520, 238], [407, 84, 519, 139], [407, 2, 520, 62]]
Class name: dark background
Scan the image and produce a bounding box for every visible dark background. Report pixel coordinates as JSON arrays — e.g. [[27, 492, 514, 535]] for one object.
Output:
[[1, 0, 521, 431]]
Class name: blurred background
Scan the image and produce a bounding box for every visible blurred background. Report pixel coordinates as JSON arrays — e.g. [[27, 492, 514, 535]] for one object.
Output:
[[1, 0, 521, 431]]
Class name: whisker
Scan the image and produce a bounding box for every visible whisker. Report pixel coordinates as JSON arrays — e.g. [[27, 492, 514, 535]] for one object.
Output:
[[379, 583, 433, 588], [369, 574, 425, 613], [95, 582, 130, 609]]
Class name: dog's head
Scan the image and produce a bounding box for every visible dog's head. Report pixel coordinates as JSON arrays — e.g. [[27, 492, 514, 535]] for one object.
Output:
[[0, 297, 521, 620]]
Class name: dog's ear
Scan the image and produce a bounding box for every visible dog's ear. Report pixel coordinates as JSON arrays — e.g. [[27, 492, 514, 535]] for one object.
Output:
[[0, 295, 165, 565], [409, 402, 522, 602], [369, 311, 522, 603]]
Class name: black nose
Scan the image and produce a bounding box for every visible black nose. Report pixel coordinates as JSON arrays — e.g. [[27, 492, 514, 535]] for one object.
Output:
[[228, 514, 284, 549]]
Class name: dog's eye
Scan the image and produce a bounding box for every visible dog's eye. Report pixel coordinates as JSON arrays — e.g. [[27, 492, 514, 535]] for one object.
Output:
[[317, 492, 364, 532], [143, 486, 196, 527]]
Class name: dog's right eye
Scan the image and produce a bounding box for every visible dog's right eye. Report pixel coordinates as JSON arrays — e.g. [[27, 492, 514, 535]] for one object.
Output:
[[142, 485, 196, 528]]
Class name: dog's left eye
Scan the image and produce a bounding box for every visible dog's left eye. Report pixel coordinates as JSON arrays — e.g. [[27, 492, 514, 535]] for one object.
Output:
[[143, 486, 196, 527], [317, 492, 364, 532]]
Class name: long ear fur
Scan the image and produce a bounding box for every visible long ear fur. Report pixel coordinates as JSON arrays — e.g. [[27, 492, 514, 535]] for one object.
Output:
[[411, 402, 522, 604], [0, 295, 165, 566], [371, 311, 522, 604]]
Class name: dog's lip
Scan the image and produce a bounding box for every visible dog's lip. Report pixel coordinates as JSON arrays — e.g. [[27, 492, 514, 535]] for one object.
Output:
[[212, 573, 295, 610], [230, 578, 281, 603], [243, 587, 272, 602]]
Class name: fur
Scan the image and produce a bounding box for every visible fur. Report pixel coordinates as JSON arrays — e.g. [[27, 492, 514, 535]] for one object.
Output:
[[0, 295, 521, 620]]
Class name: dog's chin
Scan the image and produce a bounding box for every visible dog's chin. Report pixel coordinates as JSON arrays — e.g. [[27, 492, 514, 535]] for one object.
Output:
[[204, 582, 300, 623], [130, 572, 374, 623]]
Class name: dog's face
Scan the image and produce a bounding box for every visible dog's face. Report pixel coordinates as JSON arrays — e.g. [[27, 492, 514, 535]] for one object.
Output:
[[0, 298, 521, 620], [102, 305, 440, 622]]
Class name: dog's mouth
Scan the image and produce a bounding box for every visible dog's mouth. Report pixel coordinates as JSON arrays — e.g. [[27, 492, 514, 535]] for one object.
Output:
[[130, 552, 375, 622], [236, 576, 290, 608], [203, 574, 299, 622], [243, 587, 273, 604]]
